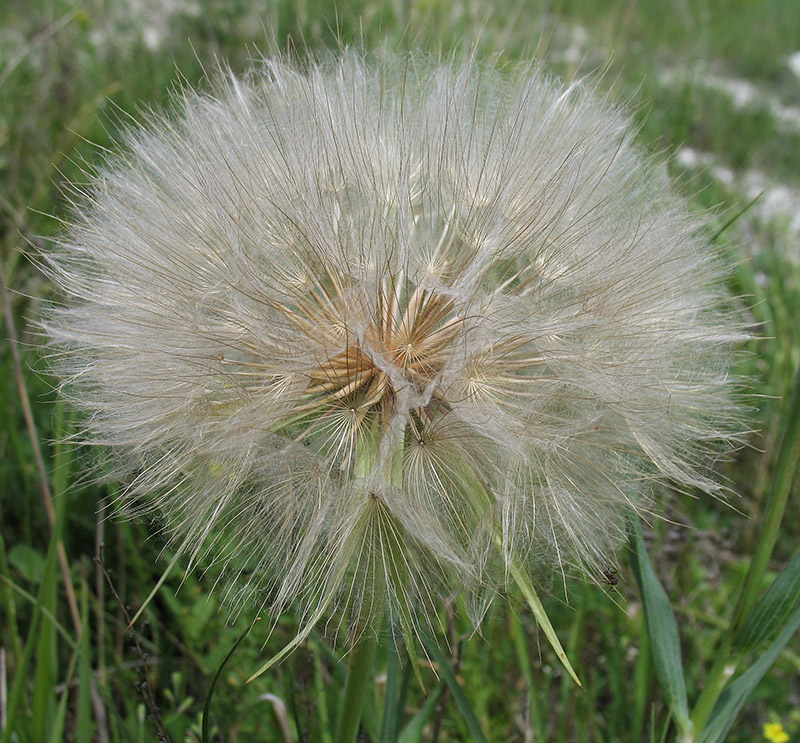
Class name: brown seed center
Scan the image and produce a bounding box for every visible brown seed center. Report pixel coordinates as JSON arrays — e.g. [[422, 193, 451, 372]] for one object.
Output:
[[304, 282, 463, 419]]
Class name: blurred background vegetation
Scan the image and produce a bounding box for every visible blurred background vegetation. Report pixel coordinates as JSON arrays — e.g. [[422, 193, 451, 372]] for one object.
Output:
[[1, 0, 798, 741]]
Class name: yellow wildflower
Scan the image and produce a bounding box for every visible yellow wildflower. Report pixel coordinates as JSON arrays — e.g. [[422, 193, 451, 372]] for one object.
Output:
[[764, 722, 790, 743]]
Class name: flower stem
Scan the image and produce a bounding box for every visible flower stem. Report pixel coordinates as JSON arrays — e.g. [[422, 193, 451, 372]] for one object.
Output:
[[334, 629, 378, 743], [332, 420, 394, 743]]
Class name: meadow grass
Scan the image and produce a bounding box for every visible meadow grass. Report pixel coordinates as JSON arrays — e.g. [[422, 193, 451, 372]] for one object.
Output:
[[1, 1, 799, 741]]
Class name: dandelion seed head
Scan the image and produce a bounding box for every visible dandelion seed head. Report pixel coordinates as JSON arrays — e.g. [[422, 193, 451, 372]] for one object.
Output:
[[44, 52, 746, 640]]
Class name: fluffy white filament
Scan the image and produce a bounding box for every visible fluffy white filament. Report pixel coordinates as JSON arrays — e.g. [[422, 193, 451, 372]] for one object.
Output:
[[44, 53, 745, 638]]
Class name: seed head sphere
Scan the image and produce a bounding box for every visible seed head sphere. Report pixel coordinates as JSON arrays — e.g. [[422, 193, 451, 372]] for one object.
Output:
[[45, 54, 744, 637]]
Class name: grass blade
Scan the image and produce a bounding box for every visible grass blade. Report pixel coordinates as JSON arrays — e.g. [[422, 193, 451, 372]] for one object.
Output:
[[733, 549, 800, 653], [632, 612, 653, 743], [421, 634, 487, 743], [712, 193, 762, 241], [732, 362, 800, 634], [692, 362, 800, 733], [699, 606, 800, 743], [397, 682, 445, 743], [46, 633, 82, 743], [629, 518, 692, 740], [31, 546, 57, 743], [247, 601, 332, 683], [0, 480, 67, 743], [202, 618, 259, 743], [127, 548, 184, 628], [75, 578, 93, 743], [1, 272, 80, 633], [510, 612, 547, 742]]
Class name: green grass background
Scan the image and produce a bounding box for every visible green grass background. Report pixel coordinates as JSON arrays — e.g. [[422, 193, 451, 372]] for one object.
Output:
[[1, 0, 799, 741]]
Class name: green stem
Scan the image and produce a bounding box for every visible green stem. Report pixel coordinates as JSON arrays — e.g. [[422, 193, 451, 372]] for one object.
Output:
[[691, 362, 800, 733], [333, 416, 401, 743], [689, 646, 736, 737], [334, 629, 379, 743]]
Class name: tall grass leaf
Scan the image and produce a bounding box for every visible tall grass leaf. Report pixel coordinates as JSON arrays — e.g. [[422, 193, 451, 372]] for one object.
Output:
[[732, 362, 800, 634], [712, 193, 762, 241], [733, 549, 800, 653], [46, 632, 81, 743], [311, 640, 334, 743], [421, 634, 487, 743], [699, 606, 800, 743], [32, 566, 57, 741], [632, 615, 652, 743], [605, 611, 626, 738], [0, 8, 77, 89], [0, 574, 75, 647], [629, 518, 692, 740], [202, 618, 259, 743], [557, 602, 586, 741], [247, 601, 333, 683], [510, 612, 546, 742], [0, 535, 23, 660], [397, 682, 445, 743], [127, 548, 184, 628], [691, 362, 800, 734], [0, 475, 68, 743], [76, 578, 93, 743], [31, 401, 74, 742]]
